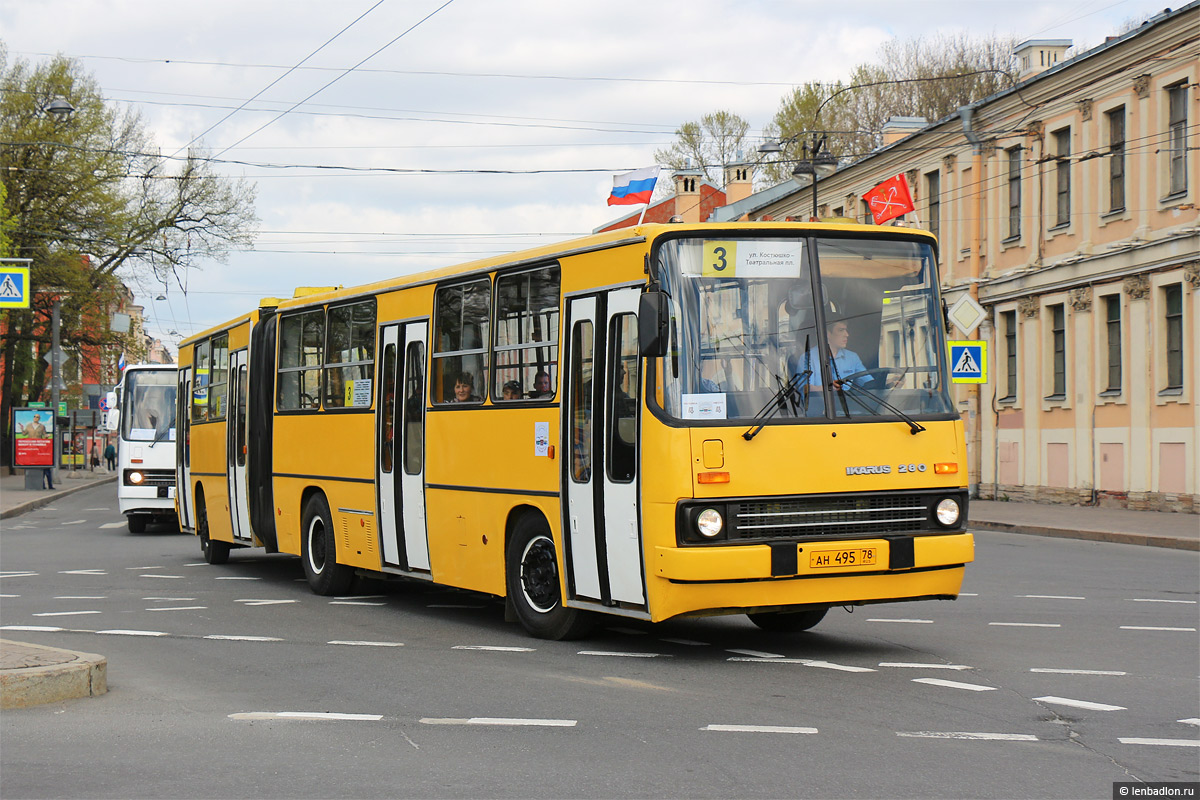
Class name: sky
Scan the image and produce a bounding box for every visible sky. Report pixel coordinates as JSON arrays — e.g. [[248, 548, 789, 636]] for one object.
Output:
[[0, 0, 1176, 352]]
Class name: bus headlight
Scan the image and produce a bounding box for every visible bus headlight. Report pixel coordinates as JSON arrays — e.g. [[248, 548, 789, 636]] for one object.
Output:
[[696, 508, 724, 538], [127, 470, 145, 486], [935, 497, 961, 526]]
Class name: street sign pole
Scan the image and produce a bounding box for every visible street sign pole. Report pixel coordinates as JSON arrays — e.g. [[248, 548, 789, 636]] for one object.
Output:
[[51, 297, 61, 479]]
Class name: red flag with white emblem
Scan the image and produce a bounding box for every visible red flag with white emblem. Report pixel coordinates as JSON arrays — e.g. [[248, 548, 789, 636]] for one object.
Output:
[[864, 173, 915, 225]]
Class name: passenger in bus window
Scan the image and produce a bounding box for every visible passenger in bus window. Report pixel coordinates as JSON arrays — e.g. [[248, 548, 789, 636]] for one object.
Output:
[[502, 380, 523, 401], [452, 371, 481, 402], [530, 370, 553, 398]]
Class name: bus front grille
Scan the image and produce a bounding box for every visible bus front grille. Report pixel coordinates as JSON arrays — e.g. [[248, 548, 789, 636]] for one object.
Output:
[[128, 469, 176, 488], [730, 495, 930, 540]]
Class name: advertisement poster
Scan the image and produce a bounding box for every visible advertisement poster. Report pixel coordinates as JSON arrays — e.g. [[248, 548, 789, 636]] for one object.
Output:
[[13, 407, 55, 467]]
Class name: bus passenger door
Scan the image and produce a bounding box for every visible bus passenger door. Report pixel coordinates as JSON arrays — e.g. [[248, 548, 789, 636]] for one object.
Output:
[[177, 367, 194, 531], [565, 287, 645, 607], [226, 350, 252, 542], [377, 322, 430, 572]]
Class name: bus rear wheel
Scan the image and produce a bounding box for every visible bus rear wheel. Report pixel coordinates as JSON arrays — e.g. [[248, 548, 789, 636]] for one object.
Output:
[[506, 514, 592, 640], [301, 494, 353, 596], [197, 498, 230, 565], [747, 608, 828, 632]]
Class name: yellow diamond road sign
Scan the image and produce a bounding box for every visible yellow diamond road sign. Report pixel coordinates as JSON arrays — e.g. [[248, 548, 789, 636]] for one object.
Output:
[[0, 266, 30, 309]]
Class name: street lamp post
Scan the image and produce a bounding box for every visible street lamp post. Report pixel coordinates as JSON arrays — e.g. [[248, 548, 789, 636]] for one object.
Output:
[[44, 96, 75, 479], [758, 132, 839, 221]]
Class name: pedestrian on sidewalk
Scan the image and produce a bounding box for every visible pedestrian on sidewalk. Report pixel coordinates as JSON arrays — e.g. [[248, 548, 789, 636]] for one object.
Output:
[[90, 443, 100, 471], [42, 467, 55, 490], [104, 442, 116, 472]]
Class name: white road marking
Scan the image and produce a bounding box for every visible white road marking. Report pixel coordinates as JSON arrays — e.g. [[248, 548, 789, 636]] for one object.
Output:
[[139, 574, 184, 579], [54, 596, 105, 600], [868, 618, 934, 623], [215, 576, 261, 581], [728, 658, 875, 672], [61, 520, 87, 525], [96, 629, 168, 636], [32, 610, 101, 617], [1127, 598, 1197, 604], [898, 731, 1038, 741], [0, 571, 38, 578], [578, 651, 668, 658], [144, 597, 194, 601], [204, 635, 283, 642], [330, 600, 386, 606], [230, 712, 383, 721], [726, 649, 784, 659], [1019, 595, 1084, 600], [329, 640, 404, 647], [1120, 626, 1196, 632], [0, 594, 18, 598], [147, 606, 208, 612], [803, 660, 876, 673], [1179, 718, 1200, 726], [127, 566, 165, 570], [99, 522, 125, 529], [659, 637, 709, 646], [1118, 738, 1200, 747], [236, 599, 297, 606], [959, 592, 978, 596], [420, 717, 577, 727], [453, 645, 535, 652], [913, 678, 997, 692], [2, 625, 64, 632], [58, 569, 104, 575], [703, 724, 817, 734], [879, 662, 972, 670], [1034, 695, 1126, 711], [1030, 668, 1126, 676], [989, 622, 1061, 628], [334, 595, 386, 600]]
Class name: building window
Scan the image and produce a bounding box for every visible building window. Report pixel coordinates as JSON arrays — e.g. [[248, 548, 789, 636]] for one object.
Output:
[[433, 278, 490, 404], [1107, 107, 1125, 212], [1007, 147, 1021, 239], [1001, 310, 1017, 401], [1167, 84, 1188, 196], [1104, 295, 1121, 393], [1164, 284, 1183, 390], [1048, 304, 1066, 399], [1054, 128, 1070, 227], [925, 171, 940, 241]]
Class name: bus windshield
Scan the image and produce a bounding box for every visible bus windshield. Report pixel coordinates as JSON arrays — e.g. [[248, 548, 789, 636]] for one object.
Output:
[[122, 370, 178, 443], [652, 234, 954, 424]]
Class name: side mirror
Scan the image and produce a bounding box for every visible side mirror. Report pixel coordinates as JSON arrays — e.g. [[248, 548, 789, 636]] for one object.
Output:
[[638, 291, 669, 358], [104, 391, 120, 432]]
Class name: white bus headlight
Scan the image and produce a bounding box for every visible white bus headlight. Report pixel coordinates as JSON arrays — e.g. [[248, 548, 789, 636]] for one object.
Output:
[[696, 508, 724, 538], [127, 471, 145, 485], [935, 497, 961, 526]]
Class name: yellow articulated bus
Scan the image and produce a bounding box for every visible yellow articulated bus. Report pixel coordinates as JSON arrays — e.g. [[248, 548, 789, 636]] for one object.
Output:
[[177, 222, 973, 639]]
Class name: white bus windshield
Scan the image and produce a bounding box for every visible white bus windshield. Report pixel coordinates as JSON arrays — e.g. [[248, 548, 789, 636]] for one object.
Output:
[[652, 234, 954, 424], [122, 370, 177, 443]]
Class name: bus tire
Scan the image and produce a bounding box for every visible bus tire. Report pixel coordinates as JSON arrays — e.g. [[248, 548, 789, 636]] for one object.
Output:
[[505, 514, 592, 640], [126, 515, 147, 534], [197, 499, 230, 565], [301, 494, 353, 596], [747, 608, 827, 633]]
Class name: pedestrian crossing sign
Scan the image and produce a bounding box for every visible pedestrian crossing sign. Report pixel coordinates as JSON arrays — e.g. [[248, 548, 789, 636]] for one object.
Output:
[[0, 266, 30, 309], [948, 340, 987, 383]]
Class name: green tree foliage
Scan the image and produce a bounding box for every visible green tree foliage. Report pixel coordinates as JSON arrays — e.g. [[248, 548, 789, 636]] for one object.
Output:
[[0, 47, 258, 466], [653, 110, 751, 191]]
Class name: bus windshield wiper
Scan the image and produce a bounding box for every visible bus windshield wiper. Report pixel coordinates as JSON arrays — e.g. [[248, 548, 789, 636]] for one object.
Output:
[[148, 417, 173, 448], [834, 380, 926, 435], [743, 371, 809, 441]]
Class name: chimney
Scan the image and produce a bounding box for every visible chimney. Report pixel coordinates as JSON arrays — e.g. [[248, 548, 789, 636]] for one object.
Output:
[[1013, 39, 1072, 80], [723, 151, 755, 205], [881, 116, 928, 146], [672, 168, 704, 223]]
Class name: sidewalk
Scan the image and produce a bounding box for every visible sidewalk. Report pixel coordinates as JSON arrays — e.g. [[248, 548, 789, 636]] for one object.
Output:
[[0, 467, 118, 520], [969, 498, 1198, 550]]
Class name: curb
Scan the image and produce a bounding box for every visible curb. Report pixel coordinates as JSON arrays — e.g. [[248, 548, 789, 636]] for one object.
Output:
[[0, 475, 119, 521], [0, 640, 107, 709], [970, 521, 1199, 551]]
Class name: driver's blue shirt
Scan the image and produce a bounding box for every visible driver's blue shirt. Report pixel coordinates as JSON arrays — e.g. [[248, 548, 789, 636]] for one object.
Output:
[[796, 347, 868, 387]]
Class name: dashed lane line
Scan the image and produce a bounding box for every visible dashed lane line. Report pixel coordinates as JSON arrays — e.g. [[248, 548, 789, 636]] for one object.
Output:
[[1127, 598, 1197, 604], [61, 520, 87, 526], [2, 625, 64, 632], [898, 731, 1039, 741], [204, 635, 283, 642], [329, 640, 405, 647], [453, 645, 535, 652], [235, 599, 297, 606], [96, 629, 169, 636], [32, 610, 101, 617], [868, 618, 933, 623], [1034, 696, 1126, 711], [127, 566, 165, 571], [1120, 626, 1197, 632], [1030, 668, 1127, 676], [58, 570, 104, 575], [728, 658, 875, 673], [1118, 738, 1200, 747], [420, 717, 577, 727], [147, 606, 208, 612], [879, 662, 972, 670], [579, 650, 668, 658], [98, 522, 125, 529], [329, 600, 387, 606], [138, 574, 185, 579], [726, 649, 784, 659], [912, 678, 997, 692], [703, 724, 817, 734], [1180, 718, 1200, 726], [230, 712, 384, 721], [989, 622, 1062, 628]]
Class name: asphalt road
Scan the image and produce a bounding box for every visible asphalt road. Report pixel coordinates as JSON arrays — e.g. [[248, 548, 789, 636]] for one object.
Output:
[[2, 484, 1197, 800]]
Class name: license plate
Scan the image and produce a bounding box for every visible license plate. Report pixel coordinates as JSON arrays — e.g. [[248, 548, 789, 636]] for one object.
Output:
[[809, 547, 877, 569]]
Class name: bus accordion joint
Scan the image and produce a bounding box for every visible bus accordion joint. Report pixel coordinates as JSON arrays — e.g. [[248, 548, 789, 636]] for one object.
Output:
[[697, 471, 730, 484], [934, 462, 958, 474]]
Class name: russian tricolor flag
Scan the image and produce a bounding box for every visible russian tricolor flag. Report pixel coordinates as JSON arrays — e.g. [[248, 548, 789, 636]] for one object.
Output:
[[607, 166, 659, 206]]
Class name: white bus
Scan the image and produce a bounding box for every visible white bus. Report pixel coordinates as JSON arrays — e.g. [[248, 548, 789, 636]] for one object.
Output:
[[106, 363, 179, 532]]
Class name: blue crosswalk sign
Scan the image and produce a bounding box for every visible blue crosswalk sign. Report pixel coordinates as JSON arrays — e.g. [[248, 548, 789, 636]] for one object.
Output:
[[0, 266, 30, 309], [948, 340, 987, 384]]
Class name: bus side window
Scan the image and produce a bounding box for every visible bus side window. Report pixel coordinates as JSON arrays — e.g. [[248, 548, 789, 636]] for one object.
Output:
[[607, 313, 638, 483], [403, 341, 425, 474], [432, 279, 490, 404], [569, 321, 593, 483]]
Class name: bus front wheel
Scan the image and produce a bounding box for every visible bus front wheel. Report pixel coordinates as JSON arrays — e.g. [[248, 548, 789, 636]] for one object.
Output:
[[747, 608, 827, 632], [506, 514, 592, 640], [127, 515, 147, 534], [301, 494, 354, 596]]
